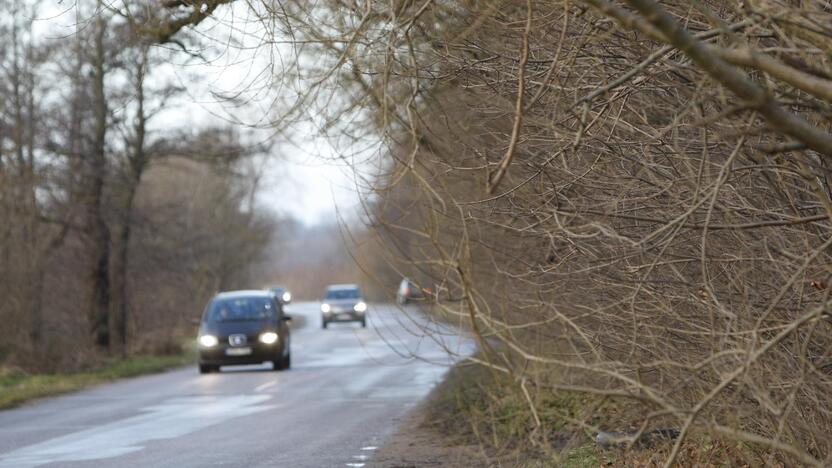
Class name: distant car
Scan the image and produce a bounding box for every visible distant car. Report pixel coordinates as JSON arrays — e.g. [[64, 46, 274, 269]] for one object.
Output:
[[197, 290, 291, 373], [396, 278, 425, 304], [268, 286, 292, 304], [321, 284, 367, 328]]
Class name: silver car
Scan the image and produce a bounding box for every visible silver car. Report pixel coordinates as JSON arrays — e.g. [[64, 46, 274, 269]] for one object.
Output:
[[396, 278, 425, 304], [321, 284, 367, 328]]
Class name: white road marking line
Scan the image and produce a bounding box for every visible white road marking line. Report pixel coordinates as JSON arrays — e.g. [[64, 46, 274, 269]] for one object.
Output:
[[255, 381, 278, 392], [360, 446, 378, 451], [345, 464, 365, 467], [352, 454, 369, 460]]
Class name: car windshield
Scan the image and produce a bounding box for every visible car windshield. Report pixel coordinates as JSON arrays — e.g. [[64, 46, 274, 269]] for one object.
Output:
[[207, 297, 275, 322], [325, 288, 361, 300]]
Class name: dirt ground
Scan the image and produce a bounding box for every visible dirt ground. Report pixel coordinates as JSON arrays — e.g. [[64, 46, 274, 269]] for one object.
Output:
[[370, 401, 483, 468]]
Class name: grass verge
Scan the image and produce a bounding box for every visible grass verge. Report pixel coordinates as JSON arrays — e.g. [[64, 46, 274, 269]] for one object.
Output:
[[423, 358, 612, 466], [420, 355, 769, 467], [0, 352, 194, 410]]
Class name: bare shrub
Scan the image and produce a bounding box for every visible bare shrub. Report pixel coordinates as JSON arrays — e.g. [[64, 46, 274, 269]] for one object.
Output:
[[239, 0, 832, 464]]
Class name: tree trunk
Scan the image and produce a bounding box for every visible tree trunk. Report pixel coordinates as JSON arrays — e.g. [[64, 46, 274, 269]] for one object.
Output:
[[88, 11, 111, 351], [111, 46, 149, 355], [111, 186, 136, 356]]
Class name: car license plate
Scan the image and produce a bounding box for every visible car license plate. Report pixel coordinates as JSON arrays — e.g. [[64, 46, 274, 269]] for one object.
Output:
[[226, 347, 252, 356], [338, 313, 352, 320]]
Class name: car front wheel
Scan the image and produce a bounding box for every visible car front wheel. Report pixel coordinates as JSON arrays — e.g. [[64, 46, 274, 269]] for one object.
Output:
[[273, 351, 291, 371], [199, 364, 217, 374]]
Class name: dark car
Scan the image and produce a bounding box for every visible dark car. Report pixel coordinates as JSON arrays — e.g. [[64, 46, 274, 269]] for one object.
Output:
[[320, 284, 367, 328], [197, 290, 291, 374], [268, 286, 292, 304]]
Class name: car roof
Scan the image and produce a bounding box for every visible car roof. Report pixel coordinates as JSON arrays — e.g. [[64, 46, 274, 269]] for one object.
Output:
[[215, 290, 275, 299], [326, 283, 360, 290]]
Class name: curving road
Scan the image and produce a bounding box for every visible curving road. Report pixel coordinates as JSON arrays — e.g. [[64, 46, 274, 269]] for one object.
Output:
[[0, 303, 473, 468]]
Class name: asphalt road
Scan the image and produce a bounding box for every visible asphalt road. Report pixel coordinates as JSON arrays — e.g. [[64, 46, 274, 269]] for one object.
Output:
[[0, 302, 474, 468]]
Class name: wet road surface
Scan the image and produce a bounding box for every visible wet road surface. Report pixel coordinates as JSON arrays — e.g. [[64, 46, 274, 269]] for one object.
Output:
[[0, 303, 473, 468]]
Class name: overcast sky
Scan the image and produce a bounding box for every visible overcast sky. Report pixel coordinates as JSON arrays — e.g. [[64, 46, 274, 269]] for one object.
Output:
[[161, 5, 367, 226], [36, 2, 366, 226]]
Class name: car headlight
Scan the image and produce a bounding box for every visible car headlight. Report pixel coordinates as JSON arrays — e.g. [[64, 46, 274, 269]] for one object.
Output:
[[354, 302, 367, 312], [198, 334, 218, 347], [259, 332, 278, 344], [282, 291, 291, 302], [321, 303, 331, 313]]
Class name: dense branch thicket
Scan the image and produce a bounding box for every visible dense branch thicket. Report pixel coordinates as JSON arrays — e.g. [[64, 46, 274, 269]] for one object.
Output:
[[239, 0, 832, 464]]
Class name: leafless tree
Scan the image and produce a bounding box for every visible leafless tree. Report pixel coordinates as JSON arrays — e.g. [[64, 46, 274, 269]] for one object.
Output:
[[0, 0, 280, 368], [161, 0, 832, 464]]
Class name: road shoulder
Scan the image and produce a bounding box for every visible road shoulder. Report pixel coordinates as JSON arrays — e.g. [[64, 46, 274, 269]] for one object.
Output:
[[371, 397, 480, 467]]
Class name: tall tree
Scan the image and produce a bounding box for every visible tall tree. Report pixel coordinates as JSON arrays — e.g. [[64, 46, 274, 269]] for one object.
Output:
[[84, 4, 112, 350], [110, 39, 183, 354]]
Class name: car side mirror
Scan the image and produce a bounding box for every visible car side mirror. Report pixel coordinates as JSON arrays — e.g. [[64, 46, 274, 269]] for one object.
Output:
[[281, 315, 292, 321]]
